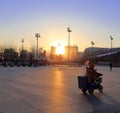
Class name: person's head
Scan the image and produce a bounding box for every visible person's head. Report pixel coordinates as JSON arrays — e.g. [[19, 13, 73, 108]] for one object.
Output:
[[89, 63, 95, 69]]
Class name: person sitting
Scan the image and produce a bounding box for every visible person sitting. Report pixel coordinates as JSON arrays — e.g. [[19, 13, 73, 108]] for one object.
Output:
[[86, 63, 97, 82]]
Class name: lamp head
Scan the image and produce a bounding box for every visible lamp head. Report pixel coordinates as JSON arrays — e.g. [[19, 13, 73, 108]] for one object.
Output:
[[35, 33, 40, 38]]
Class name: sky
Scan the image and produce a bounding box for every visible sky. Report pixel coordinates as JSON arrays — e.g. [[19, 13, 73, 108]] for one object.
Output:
[[0, 0, 120, 52]]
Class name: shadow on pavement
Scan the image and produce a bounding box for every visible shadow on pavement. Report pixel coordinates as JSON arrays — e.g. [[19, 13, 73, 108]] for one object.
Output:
[[84, 93, 120, 113], [102, 92, 120, 105]]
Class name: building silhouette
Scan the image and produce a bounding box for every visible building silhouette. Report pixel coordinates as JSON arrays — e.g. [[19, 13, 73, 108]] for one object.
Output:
[[50, 45, 79, 62]]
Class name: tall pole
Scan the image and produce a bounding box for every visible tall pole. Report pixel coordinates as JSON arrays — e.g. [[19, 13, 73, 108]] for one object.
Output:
[[67, 27, 72, 62], [21, 39, 24, 60], [110, 35, 113, 50], [110, 35, 113, 65], [91, 41, 95, 57], [35, 33, 40, 63]]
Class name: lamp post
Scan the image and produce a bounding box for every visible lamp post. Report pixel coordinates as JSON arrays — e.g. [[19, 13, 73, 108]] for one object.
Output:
[[110, 35, 113, 50], [67, 27, 72, 62], [21, 39, 24, 60], [91, 41, 95, 57], [110, 35, 113, 66], [35, 33, 40, 66], [35, 33, 40, 60]]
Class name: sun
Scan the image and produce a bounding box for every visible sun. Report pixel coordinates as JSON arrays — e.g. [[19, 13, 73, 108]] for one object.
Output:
[[56, 43, 65, 55]]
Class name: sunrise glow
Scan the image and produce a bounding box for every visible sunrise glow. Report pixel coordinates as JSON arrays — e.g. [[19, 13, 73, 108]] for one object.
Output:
[[55, 43, 65, 55]]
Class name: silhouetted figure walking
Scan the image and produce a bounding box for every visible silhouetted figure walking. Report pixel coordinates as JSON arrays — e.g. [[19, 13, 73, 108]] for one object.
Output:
[[110, 62, 112, 71]]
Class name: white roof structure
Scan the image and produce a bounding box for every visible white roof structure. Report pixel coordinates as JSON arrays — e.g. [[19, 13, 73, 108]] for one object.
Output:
[[97, 49, 120, 57]]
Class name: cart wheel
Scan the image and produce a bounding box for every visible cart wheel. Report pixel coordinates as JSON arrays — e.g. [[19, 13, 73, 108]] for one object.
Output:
[[82, 89, 87, 94], [88, 87, 94, 95], [98, 85, 103, 92]]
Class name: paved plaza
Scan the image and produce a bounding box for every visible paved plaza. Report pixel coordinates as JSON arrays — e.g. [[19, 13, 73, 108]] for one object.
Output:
[[0, 65, 120, 113]]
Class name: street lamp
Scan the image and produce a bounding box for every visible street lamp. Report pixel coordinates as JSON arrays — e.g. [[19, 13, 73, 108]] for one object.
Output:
[[110, 35, 113, 65], [67, 27, 72, 61], [110, 35, 113, 50], [35, 33, 40, 62], [21, 39, 24, 60], [91, 41, 95, 57]]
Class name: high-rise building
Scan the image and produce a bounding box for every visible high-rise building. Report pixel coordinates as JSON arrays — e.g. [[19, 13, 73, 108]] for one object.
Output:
[[64, 45, 78, 61], [51, 46, 56, 55], [50, 45, 79, 62]]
